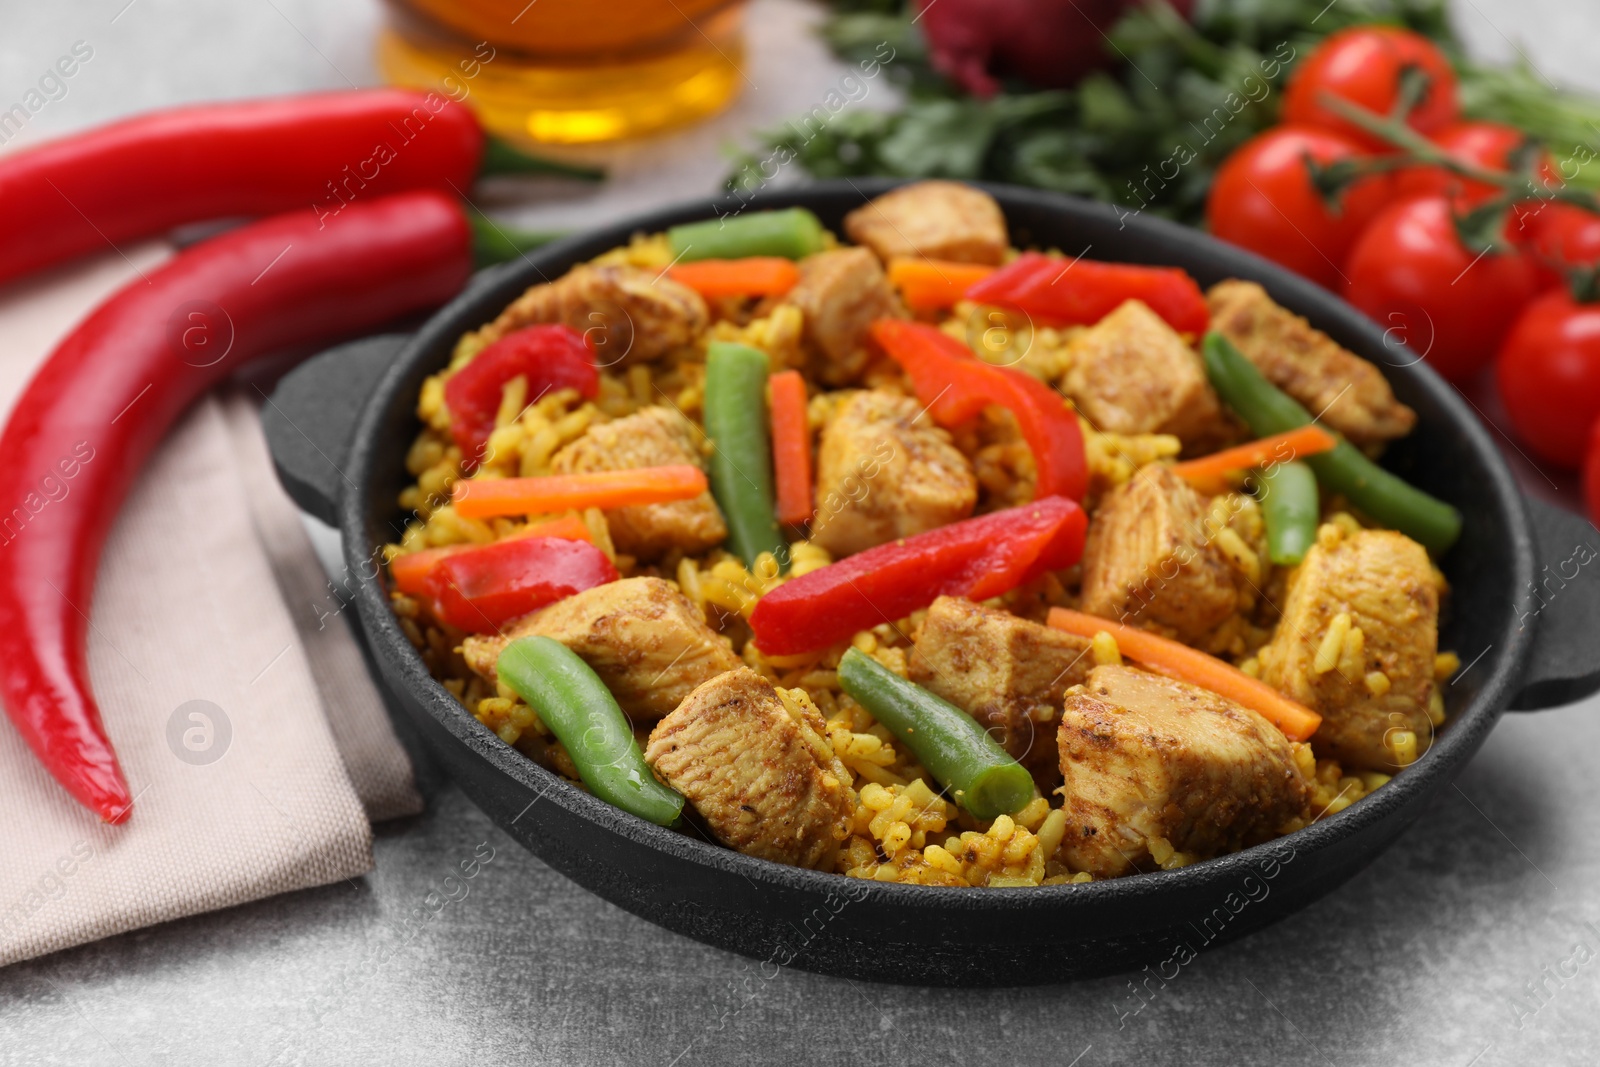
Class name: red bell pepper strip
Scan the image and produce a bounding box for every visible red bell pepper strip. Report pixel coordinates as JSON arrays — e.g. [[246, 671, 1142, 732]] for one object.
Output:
[[444, 324, 600, 469], [388, 514, 593, 597], [424, 536, 619, 632], [747, 496, 1086, 655], [0, 89, 484, 288], [0, 190, 472, 824], [964, 252, 1210, 335], [869, 320, 1087, 502]]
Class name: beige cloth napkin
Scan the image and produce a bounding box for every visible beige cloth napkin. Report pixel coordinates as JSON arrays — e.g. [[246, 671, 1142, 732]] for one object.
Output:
[[0, 245, 421, 968]]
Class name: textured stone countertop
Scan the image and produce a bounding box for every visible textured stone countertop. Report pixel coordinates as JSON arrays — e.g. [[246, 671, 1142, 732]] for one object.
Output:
[[4, 2, 1600, 1064]]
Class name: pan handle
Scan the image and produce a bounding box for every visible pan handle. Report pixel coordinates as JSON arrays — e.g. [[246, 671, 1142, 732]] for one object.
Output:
[[262, 333, 410, 527], [1511, 495, 1600, 710]]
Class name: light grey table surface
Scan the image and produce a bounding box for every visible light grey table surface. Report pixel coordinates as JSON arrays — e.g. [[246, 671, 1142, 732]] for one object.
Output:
[[4, 2, 1600, 1065]]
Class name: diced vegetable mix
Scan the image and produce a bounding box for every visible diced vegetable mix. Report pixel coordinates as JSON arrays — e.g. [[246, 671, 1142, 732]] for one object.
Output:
[[386, 179, 1459, 889]]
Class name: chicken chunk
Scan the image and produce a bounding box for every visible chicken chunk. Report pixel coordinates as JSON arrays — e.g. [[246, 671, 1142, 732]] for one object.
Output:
[[481, 263, 707, 366], [1257, 527, 1439, 770], [908, 597, 1092, 769], [1079, 464, 1245, 645], [1062, 299, 1233, 453], [784, 247, 905, 385], [461, 577, 741, 722], [1207, 280, 1416, 449], [811, 390, 977, 557], [550, 407, 726, 561], [843, 180, 1009, 266], [1056, 665, 1313, 879], [645, 668, 854, 868]]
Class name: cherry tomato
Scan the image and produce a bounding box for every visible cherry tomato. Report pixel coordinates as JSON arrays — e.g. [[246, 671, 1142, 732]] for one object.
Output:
[[1344, 195, 1540, 383], [1496, 290, 1600, 468], [1585, 420, 1600, 530], [1207, 126, 1392, 289], [1393, 121, 1558, 207], [1521, 202, 1600, 269], [1282, 26, 1459, 152]]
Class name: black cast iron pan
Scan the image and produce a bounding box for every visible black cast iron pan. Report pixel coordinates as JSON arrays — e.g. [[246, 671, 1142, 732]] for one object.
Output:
[[263, 180, 1600, 985]]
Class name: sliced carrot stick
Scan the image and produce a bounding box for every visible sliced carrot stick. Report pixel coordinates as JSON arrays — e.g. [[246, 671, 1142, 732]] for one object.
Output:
[[1046, 608, 1323, 742], [887, 257, 997, 312], [1169, 425, 1338, 487], [388, 514, 592, 595], [768, 370, 813, 525], [452, 465, 708, 520], [523, 513, 595, 543], [668, 257, 800, 299]]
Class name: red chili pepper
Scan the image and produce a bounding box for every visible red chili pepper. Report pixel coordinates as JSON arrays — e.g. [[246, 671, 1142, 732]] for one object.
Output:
[[445, 324, 600, 470], [869, 320, 1087, 501], [0, 89, 483, 288], [748, 496, 1086, 655], [965, 251, 1210, 335], [0, 190, 472, 823], [424, 536, 619, 632]]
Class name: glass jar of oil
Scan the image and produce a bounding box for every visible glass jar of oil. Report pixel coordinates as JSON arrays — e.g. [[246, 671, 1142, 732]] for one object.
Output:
[[378, 0, 746, 145]]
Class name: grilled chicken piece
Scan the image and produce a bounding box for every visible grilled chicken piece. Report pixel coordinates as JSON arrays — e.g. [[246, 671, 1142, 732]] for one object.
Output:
[[908, 597, 1092, 770], [1062, 299, 1233, 454], [645, 668, 854, 868], [843, 180, 1009, 266], [461, 577, 740, 722], [1207, 280, 1416, 449], [481, 263, 707, 366], [1056, 665, 1313, 878], [784, 247, 906, 385], [1257, 527, 1439, 770], [810, 390, 977, 557], [550, 406, 726, 561], [1079, 464, 1245, 645]]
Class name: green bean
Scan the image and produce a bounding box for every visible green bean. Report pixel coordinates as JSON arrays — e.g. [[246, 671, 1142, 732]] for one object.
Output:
[[1257, 460, 1320, 566], [703, 341, 786, 570], [495, 636, 684, 827], [667, 208, 826, 262], [1201, 331, 1462, 553], [836, 649, 1034, 821]]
